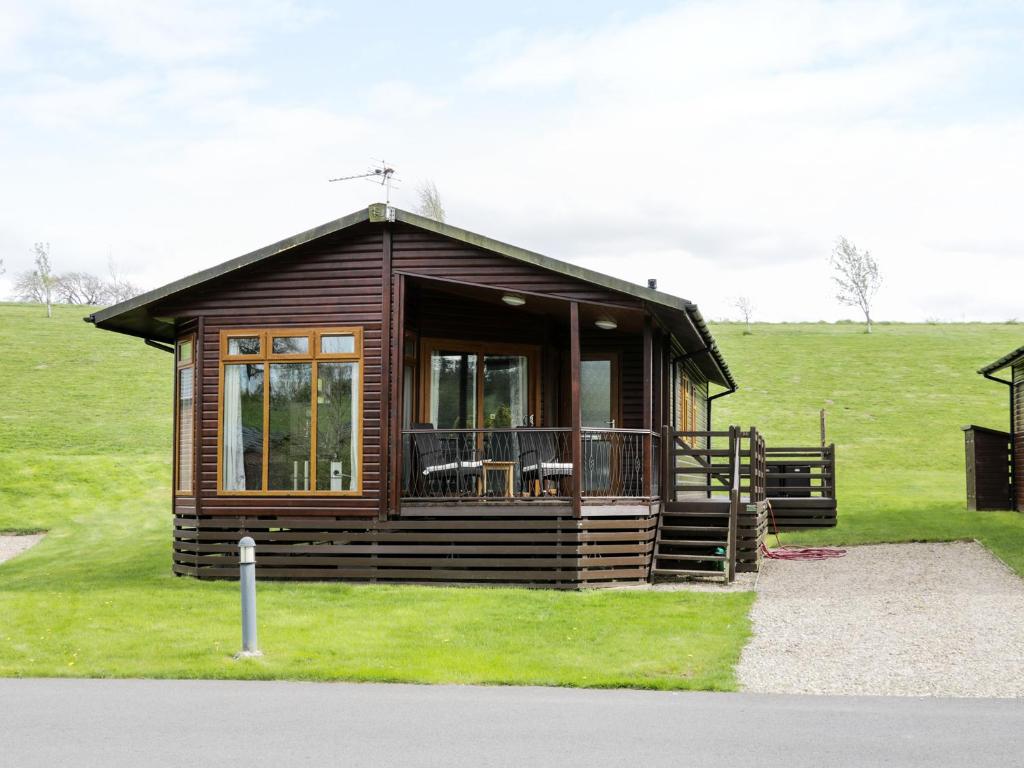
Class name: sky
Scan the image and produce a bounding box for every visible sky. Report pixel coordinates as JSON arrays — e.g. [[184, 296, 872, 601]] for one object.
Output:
[[1, 0, 1022, 322]]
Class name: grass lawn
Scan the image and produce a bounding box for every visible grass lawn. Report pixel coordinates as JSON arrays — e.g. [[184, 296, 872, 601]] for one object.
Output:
[[712, 321, 1024, 574], [1, 304, 1021, 688], [0, 303, 750, 689]]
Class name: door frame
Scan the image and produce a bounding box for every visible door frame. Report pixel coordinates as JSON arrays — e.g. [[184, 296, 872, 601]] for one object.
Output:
[[580, 352, 621, 428], [418, 338, 542, 428]]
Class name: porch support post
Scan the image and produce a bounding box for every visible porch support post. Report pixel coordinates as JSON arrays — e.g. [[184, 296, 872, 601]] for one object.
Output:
[[569, 301, 582, 518], [388, 273, 406, 516], [379, 226, 393, 521], [643, 315, 653, 498]]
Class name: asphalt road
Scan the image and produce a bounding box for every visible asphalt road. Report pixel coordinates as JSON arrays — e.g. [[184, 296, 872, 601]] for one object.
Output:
[[1, 678, 1021, 767]]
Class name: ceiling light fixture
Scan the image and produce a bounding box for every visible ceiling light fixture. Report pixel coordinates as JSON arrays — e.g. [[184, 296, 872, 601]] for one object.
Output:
[[502, 294, 526, 307], [595, 318, 617, 330]]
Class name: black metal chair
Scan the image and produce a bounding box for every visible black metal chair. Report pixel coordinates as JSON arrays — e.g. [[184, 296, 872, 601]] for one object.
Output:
[[410, 424, 483, 496], [517, 429, 573, 496]]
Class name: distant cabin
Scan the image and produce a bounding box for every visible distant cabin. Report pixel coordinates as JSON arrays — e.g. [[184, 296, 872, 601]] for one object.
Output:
[[88, 203, 821, 586], [965, 346, 1024, 511]]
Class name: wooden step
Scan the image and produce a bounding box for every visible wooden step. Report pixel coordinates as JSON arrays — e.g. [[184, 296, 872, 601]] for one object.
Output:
[[655, 538, 728, 546], [666, 502, 730, 509], [663, 511, 730, 520], [656, 553, 726, 562], [651, 568, 728, 579], [657, 525, 726, 533]]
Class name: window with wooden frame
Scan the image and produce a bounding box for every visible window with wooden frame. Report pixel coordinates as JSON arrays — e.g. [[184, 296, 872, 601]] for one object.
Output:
[[218, 328, 363, 496], [175, 335, 196, 495], [677, 368, 698, 434]]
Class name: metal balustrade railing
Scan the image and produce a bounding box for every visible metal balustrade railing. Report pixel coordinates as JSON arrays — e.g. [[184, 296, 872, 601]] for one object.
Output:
[[400, 427, 659, 501]]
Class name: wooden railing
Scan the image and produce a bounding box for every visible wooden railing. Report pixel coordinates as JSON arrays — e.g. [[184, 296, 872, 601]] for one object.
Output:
[[764, 444, 836, 499], [401, 427, 660, 502], [726, 427, 742, 582], [664, 427, 767, 502], [663, 425, 769, 578]]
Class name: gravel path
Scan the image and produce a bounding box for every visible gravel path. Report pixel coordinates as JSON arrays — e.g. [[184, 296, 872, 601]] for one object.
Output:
[[0, 534, 44, 564], [738, 542, 1024, 697]]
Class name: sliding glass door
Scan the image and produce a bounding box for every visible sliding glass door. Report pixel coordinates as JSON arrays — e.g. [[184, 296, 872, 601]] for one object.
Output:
[[423, 341, 537, 430]]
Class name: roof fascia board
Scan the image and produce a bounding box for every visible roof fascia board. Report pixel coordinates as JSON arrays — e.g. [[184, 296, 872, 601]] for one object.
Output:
[[978, 344, 1024, 376], [87, 207, 372, 326]]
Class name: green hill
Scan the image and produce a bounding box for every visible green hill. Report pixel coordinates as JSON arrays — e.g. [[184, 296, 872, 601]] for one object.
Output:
[[710, 321, 1022, 559], [0, 302, 1021, 685]]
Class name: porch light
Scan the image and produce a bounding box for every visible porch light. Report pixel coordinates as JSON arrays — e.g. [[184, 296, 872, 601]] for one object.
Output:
[[502, 294, 526, 307], [595, 318, 617, 330]]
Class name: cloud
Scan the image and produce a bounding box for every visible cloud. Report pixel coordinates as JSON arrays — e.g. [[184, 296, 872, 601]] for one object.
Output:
[[1, 0, 1022, 322], [59, 0, 325, 62]]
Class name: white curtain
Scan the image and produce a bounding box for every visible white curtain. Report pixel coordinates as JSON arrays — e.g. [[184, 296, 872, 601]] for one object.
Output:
[[429, 354, 442, 427], [222, 365, 246, 490], [348, 363, 360, 491], [510, 356, 527, 427]]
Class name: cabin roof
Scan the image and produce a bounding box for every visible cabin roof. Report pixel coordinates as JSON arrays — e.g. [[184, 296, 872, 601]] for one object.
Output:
[[979, 343, 1024, 376], [85, 203, 736, 389]]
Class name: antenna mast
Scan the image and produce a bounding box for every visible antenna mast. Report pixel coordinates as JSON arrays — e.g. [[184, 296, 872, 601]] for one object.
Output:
[[329, 161, 397, 205]]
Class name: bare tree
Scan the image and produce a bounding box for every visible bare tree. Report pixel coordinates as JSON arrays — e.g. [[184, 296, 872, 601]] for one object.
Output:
[[830, 237, 882, 333], [31, 242, 55, 317], [13, 270, 46, 303], [106, 258, 142, 304], [734, 296, 754, 335], [415, 180, 445, 222], [56, 271, 110, 305]]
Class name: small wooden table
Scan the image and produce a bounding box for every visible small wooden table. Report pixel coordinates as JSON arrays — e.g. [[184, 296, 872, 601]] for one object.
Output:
[[481, 460, 515, 498]]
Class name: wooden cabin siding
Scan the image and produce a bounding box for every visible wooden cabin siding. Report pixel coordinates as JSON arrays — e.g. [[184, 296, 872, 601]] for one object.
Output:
[[1015, 363, 1024, 511], [158, 224, 386, 518]]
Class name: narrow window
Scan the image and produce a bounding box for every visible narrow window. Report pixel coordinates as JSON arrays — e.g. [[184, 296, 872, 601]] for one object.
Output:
[[221, 363, 265, 491], [268, 362, 312, 490], [175, 336, 196, 494], [316, 361, 359, 491]]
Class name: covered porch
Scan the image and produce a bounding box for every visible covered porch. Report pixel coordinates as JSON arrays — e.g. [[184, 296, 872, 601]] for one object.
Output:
[[389, 274, 673, 516]]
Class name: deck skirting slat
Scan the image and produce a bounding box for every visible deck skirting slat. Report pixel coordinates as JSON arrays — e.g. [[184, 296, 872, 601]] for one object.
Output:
[[172, 511, 657, 588]]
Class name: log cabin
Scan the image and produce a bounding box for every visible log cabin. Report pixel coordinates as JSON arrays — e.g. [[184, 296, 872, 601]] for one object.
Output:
[[87, 202, 776, 587], [964, 345, 1024, 511]]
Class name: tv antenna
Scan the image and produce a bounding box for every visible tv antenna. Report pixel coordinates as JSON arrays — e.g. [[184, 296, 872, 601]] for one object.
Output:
[[329, 161, 398, 205]]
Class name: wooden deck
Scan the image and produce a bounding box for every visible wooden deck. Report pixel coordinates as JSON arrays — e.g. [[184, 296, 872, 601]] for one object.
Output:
[[765, 445, 838, 529], [174, 426, 833, 588]]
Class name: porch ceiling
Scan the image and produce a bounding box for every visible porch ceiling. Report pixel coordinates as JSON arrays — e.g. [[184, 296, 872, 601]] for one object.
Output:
[[403, 273, 648, 334]]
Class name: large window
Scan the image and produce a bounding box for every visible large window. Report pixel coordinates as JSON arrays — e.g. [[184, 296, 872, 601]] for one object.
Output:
[[219, 328, 362, 495], [175, 335, 196, 495]]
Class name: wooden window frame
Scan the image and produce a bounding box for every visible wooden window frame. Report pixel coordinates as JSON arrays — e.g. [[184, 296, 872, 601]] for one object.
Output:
[[418, 338, 542, 428], [677, 365, 698, 440], [174, 334, 197, 497], [216, 326, 364, 497]]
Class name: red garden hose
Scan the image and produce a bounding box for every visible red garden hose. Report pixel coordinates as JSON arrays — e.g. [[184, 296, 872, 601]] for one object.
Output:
[[760, 500, 847, 561]]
